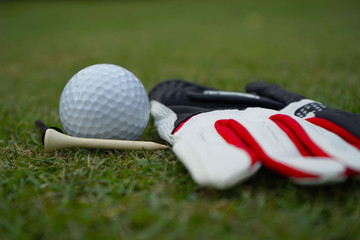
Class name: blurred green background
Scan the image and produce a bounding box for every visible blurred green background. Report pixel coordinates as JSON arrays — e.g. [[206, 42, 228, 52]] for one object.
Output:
[[1, 0, 360, 239]]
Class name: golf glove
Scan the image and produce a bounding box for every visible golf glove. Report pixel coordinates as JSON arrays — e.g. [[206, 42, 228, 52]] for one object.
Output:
[[149, 80, 360, 188]]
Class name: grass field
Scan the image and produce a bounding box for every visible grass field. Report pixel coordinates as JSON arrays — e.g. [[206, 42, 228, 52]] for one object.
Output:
[[1, 0, 360, 239]]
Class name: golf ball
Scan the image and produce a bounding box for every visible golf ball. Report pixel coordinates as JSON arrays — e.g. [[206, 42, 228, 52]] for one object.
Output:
[[59, 64, 150, 140]]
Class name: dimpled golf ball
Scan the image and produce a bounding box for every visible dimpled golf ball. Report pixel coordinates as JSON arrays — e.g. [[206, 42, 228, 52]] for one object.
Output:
[[59, 64, 150, 140]]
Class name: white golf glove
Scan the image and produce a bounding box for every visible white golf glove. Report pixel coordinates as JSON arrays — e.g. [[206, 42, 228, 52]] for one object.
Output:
[[149, 80, 360, 189]]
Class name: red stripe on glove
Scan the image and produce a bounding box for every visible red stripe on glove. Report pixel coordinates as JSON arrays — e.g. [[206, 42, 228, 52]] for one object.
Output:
[[270, 114, 330, 158], [306, 117, 360, 150], [215, 118, 317, 179]]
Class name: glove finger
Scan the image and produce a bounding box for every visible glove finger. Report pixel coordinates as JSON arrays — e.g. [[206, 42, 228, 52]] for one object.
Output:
[[307, 109, 360, 140], [149, 79, 285, 110], [172, 110, 261, 189], [149, 79, 216, 107], [277, 114, 360, 175], [215, 118, 346, 185], [216, 109, 349, 184], [246, 81, 306, 105], [270, 114, 360, 176], [306, 117, 360, 151]]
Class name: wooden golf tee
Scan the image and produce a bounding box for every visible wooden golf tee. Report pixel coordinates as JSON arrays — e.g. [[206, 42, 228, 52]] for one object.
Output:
[[44, 129, 169, 153]]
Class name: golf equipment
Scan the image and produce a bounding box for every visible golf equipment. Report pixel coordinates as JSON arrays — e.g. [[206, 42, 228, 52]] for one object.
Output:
[[35, 120, 168, 153], [59, 64, 150, 140]]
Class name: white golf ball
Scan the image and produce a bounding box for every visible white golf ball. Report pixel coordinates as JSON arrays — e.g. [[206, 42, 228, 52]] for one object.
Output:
[[59, 64, 150, 140]]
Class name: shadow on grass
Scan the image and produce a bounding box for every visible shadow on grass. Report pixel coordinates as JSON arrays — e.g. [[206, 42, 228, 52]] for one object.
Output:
[[195, 167, 360, 203]]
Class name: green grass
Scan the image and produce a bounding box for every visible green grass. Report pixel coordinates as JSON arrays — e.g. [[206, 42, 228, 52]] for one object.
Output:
[[1, 0, 360, 239]]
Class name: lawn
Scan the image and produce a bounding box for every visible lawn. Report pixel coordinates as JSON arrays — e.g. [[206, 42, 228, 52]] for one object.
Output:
[[1, 0, 360, 239]]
